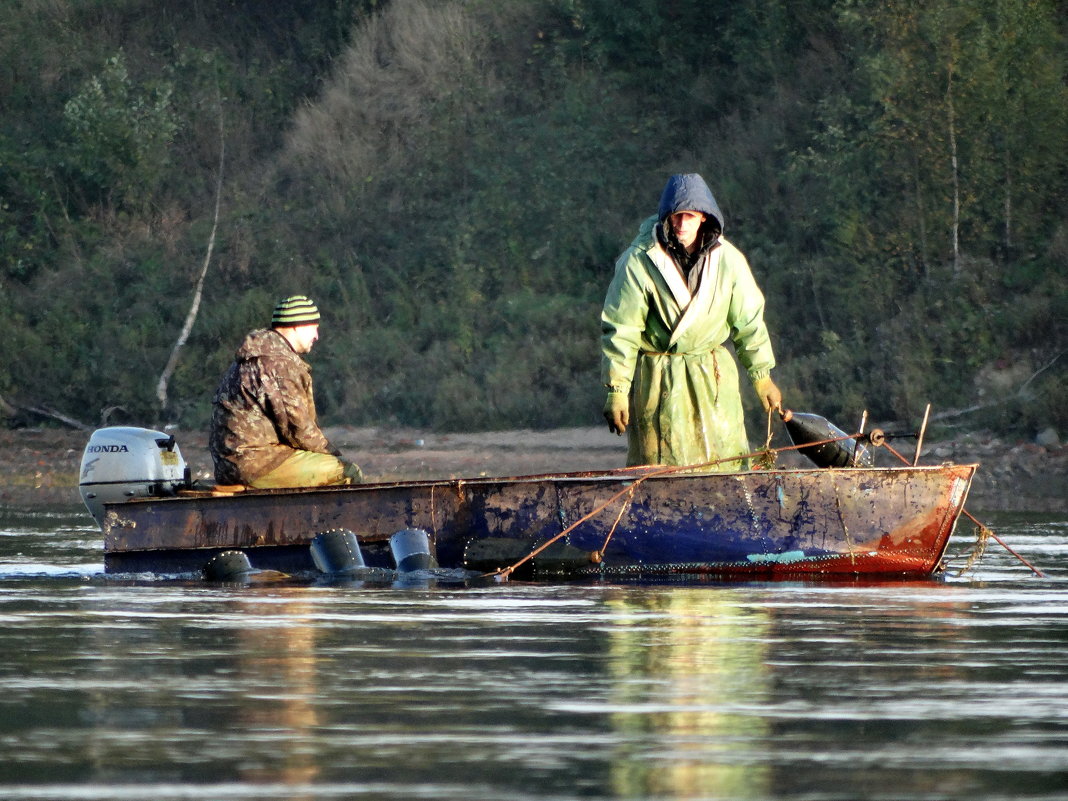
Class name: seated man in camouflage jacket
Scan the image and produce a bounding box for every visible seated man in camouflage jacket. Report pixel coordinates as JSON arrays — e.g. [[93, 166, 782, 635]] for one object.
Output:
[[208, 295, 364, 488]]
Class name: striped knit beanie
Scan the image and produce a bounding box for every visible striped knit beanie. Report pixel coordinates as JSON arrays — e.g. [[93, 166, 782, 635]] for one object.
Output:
[[271, 295, 320, 328]]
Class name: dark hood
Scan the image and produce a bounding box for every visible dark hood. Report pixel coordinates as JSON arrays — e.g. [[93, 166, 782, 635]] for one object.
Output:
[[655, 173, 724, 265], [657, 173, 724, 233]]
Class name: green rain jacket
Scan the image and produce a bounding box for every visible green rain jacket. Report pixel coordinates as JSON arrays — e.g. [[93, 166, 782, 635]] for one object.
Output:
[[601, 175, 776, 469]]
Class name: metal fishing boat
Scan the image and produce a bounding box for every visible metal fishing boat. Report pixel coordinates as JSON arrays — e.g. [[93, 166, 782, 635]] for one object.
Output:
[[79, 426, 976, 579]]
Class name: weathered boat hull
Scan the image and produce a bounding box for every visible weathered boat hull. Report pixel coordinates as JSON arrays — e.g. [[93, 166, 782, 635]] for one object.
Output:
[[101, 463, 977, 579]]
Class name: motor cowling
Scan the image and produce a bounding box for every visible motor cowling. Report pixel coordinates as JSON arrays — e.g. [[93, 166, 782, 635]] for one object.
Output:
[[79, 426, 190, 527]]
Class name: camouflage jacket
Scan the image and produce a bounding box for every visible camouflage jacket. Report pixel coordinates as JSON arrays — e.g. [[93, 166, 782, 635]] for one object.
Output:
[[209, 329, 335, 484]]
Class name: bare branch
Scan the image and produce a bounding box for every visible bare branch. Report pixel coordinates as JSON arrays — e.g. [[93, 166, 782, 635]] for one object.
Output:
[[24, 405, 91, 431], [156, 90, 225, 414], [1018, 349, 1065, 395], [930, 350, 1066, 423]]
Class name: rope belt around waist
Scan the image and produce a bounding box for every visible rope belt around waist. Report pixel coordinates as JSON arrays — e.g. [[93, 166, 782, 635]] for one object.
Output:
[[638, 346, 724, 357], [638, 348, 723, 381]]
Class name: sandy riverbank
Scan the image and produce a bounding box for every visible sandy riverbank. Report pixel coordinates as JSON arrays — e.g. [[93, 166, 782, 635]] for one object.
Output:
[[1, 425, 1065, 515]]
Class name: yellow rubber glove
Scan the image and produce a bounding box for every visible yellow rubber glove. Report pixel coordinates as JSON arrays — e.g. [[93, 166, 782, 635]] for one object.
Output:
[[753, 376, 783, 413], [342, 461, 365, 484], [603, 391, 629, 436]]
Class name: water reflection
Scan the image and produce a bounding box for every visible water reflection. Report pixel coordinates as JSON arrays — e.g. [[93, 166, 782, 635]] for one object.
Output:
[[0, 508, 1066, 801], [230, 591, 321, 793], [63, 586, 326, 798], [603, 591, 771, 799]]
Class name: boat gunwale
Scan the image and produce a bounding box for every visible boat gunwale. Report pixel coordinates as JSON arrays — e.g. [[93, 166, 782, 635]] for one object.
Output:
[[104, 462, 980, 507]]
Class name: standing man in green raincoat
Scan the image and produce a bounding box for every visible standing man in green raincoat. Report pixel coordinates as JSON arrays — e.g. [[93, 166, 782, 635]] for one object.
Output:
[[601, 173, 783, 470]]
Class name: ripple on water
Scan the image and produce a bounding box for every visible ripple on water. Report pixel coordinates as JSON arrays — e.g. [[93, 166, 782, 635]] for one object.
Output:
[[0, 511, 1066, 800]]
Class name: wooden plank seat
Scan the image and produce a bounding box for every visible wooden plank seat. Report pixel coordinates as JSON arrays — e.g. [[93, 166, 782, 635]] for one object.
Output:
[[177, 483, 247, 498]]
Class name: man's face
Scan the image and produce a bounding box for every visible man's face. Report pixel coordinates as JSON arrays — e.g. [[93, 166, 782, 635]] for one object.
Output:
[[289, 324, 320, 354], [670, 210, 706, 250]]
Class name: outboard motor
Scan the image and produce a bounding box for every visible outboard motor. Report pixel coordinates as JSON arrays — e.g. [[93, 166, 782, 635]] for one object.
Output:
[[79, 426, 190, 527]]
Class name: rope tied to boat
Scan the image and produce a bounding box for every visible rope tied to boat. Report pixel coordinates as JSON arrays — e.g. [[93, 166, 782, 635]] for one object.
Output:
[[877, 439, 1047, 578], [595, 483, 636, 563], [962, 508, 1044, 577], [485, 416, 1046, 580], [484, 430, 865, 580], [485, 426, 899, 580], [955, 522, 991, 577], [484, 478, 651, 580], [752, 408, 778, 470]]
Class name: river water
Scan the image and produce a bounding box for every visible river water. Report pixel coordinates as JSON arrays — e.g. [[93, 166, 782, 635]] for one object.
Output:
[[0, 504, 1066, 801]]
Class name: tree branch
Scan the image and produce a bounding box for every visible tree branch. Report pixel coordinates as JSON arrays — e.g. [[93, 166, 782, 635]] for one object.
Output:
[[156, 88, 225, 414], [930, 350, 1065, 423], [23, 404, 90, 431]]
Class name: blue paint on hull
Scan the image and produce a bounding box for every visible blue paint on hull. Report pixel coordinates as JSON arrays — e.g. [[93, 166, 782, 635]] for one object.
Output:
[[101, 465, 977, 578]]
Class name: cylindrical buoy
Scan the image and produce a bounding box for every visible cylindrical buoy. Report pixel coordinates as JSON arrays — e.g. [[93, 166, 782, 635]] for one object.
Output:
[[203, 550, 255, 582], [310, 529, 365, 574], [782, 410, 873, 468], [390, 528, 437, 572]]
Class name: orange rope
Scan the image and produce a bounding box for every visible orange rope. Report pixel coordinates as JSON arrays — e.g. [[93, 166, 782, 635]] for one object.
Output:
[[880, 440, 1046, 578], [597, 484, 636, 559], [487, 424, 1046, 581], [484, 478, 650, 580], [961, 508, 1046, 578], [881, 441, 910, 464], [485, 431, 867, 580]]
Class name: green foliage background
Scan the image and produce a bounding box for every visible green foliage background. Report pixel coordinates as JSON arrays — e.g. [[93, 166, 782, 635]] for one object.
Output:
[[1, 0, 1065, 439]]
